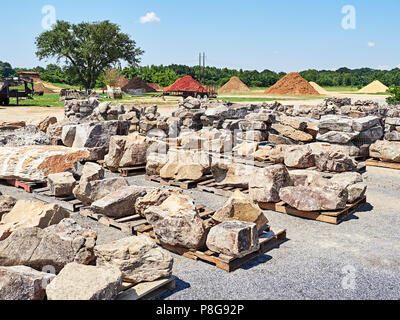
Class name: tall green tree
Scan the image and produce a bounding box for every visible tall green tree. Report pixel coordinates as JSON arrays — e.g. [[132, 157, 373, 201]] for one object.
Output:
[[35, 20, 144, 90]]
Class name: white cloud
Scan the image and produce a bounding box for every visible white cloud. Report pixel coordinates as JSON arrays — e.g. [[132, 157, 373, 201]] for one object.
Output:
[[367, 42, 376, 47], [140, 12, 160, 24], [377, 65, 391, 70]]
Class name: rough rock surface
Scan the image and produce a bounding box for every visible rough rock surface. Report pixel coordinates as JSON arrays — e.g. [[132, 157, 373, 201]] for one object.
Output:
[[95, 236, 173, 284], [46, 262, 122, 300], [144, 193, 206, 249], [135, 188, 180, 217], [212, 191, 268, 231], [211, 160, 255, 187], [47, 172, 77, 196], [206, 221, 260, 258], [249, 164, 293, 203], [279, 185, 348, 211], [91, 186, 149, 218], [0, 266, 55, 300], [73, 177, 129, 205], [0, 195, 16, 220], [370, 140, 400, 162], [0, 200, 69, 240], [284, 146, 315, 168], [0, 125, 50, 147], [314, 151, 357, 172], [0, 146, 90, 182], [0, 223, 96, 273]]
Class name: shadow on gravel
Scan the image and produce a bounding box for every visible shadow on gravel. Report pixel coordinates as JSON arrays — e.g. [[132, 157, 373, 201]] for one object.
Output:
[[342, 202, 374, 223], [239, 238, 290, 271], [156, 277, 191, 300]]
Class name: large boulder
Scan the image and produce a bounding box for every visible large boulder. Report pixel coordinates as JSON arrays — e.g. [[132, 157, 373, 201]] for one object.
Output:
[[160, 149, 210, 181], [370, 140, 400, 162], [61, 120, 130, 159], [91, 186, 149, 218], [144, 193, 206, 249], [329, 172, 367, 203], [212, 191, 268, 231], [271, 123, 313, 142], [249, 164, 293, 203], [135, 188, 180, 217], [0, 223, 96, 273], [318, 115, 354, 132], [314, 151, 357, 172], [206, 221, 260, 258], [146, 152, 169, 176], [0, 125, 50, 147], [46, 262, 122, 300], [284, 145, 315, 168], [94, 236, 173, 284], [279, 185, 348, 211], [47, 172, 77, 197], [104, 133, 152, 169], [0, 200, 69, 241], [73, 177, 129, 205], [211, 159, 255, 187], [316, 131, 359, 144], [0, 146, 90, 182], [0, 266, 55, 300]]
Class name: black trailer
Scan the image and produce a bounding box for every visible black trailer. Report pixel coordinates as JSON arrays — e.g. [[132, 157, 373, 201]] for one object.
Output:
[[164, 85, 218, 99], [0, 77, 34, 105]]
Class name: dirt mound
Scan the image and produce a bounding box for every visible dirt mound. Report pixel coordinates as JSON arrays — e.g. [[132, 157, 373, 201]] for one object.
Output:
[[121, 77, 156, 93], [358, 80, 388, 94], [219, 76, 250, 93], [148, 83, 163, 91], [265, 72, 320, 96], [34, 82, 54, 94], [309, 81, 329, 94], [164, 76, 206, 92]]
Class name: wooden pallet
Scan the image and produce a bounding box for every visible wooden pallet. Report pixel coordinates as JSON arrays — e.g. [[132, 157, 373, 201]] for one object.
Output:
[[117, 276, 176, 300], [139, 227, 286, 272], [80, 205, 216, 235], [33, 187, 84, 212], [259, 196, 367, 225], [365, 158, 400, 170], [2, 179, 46, 193], [196, 177, 249, 197], [118, 165, 146, 177], [145, 174, 212, 190], [98, 161, 146, 176]]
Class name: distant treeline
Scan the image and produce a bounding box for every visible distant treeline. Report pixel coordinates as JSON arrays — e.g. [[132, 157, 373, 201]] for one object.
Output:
[[2, 60, 400, 88]]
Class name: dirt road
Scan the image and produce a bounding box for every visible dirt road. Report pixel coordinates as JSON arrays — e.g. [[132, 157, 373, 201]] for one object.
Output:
[[0, 106, 64, 123]]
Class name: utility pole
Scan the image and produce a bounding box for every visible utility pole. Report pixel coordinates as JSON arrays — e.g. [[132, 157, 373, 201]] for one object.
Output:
[[202, 52, 206, 84]]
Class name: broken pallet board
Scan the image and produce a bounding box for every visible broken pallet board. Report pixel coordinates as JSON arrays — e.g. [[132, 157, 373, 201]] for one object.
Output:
[[33, 187, 83, 212], [139, 228, 286, 272], [145, 174, 212, 190], [3, 179, 46, 193], [258, 196, 367, 225], [118, 165, 146, 177], [365, 158, 400, 170], [117, 276, 176, 300], [196, 177, 249, 198]]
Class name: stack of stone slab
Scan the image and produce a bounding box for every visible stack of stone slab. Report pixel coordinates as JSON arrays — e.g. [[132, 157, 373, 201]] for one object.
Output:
[[316, 115, 383, 147], [384, 114, 400, 141]]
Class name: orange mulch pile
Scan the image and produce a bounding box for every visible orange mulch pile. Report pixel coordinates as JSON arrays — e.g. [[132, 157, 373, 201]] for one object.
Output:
[[265, 72, 320, 96]]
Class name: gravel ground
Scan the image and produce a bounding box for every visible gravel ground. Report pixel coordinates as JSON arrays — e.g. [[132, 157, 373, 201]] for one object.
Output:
[[1, 166, 399, 300]]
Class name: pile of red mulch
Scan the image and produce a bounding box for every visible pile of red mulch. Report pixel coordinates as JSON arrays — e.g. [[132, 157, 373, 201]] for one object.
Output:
[[265, 72, 320, 96], [164, 76, 206, 92], [148, 83, 163, 91], [121, 77, 157, 93]]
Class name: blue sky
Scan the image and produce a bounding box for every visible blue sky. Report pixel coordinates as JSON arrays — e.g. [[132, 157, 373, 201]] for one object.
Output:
[[1, 0, 399, 72]]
